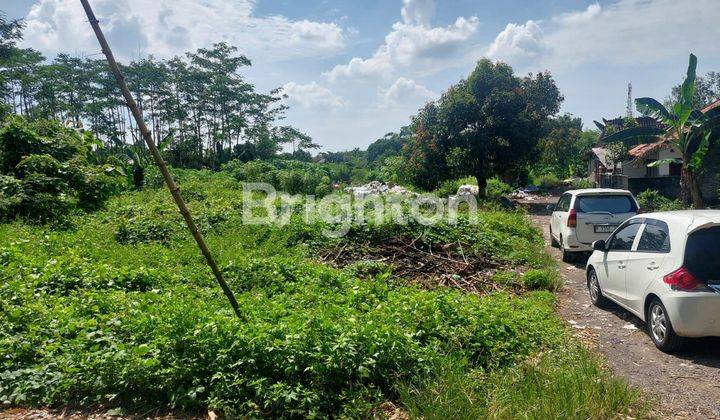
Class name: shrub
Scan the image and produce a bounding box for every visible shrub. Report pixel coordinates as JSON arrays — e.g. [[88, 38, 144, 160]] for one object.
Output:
[[223, 159, 339, 197], [569, 178, 593, 189], [534, 173, 561, 189], [486, 178, 512, 199], [636, 189, 684, 212], [0, 117, 126, 222]]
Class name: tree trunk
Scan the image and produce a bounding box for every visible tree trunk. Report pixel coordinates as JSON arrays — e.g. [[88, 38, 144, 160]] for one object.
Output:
[[475, 175, 487, 198], [688, 169, 704, 209], [681, 157, 704, 209]]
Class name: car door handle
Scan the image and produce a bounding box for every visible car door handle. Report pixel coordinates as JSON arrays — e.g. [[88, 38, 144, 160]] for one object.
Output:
[[646, 265, 660, 271], [618, 263, 626, 269]]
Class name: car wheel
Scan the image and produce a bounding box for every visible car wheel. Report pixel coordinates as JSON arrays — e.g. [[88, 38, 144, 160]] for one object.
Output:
[[560, 237, 574, 263], [550, 226, 559, 248], [647, 298, 684, 353], [587, 268, 609, 308]]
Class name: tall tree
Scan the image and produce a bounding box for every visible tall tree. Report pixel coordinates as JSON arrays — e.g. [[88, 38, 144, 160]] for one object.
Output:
[[537, 114, 596, 177], [402, 59, 563, 194]]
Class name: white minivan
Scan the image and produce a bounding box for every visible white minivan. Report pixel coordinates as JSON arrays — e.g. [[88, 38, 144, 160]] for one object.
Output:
[[586, 211, 720, 352], [550, 189, 639, 262]]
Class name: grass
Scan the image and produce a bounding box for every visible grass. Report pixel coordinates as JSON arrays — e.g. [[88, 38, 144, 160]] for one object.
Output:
[[398, 343, 649, 419], [0, 170, 647, 417]]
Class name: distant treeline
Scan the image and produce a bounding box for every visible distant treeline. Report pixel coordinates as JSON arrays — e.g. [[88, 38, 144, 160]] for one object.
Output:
[[0, 14, 317, 169]]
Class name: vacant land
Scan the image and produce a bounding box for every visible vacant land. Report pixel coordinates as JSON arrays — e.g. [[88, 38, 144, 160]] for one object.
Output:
[[0, 171, 649, 418]]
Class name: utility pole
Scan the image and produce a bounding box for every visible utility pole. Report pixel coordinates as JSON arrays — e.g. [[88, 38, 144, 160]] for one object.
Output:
[[79, 0, 244, 320]]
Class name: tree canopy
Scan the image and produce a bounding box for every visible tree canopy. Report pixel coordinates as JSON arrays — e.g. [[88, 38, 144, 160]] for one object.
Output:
[[401, 59, 563, 194]]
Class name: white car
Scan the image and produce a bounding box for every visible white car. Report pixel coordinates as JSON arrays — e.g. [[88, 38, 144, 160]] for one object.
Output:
[[586, 211, 720, 352], [550, 189, 639, 262]]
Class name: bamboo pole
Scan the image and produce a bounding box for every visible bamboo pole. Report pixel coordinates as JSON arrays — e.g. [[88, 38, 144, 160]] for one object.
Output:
[[79, 0, 244, 320]]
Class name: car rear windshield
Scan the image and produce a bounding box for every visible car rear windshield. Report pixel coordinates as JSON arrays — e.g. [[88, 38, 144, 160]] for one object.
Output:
[[575, 195, 637, 214], [685, 226, 720, 282]]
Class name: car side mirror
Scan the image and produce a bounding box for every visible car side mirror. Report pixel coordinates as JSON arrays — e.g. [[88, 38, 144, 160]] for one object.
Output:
[[592, 240, 606, 251]]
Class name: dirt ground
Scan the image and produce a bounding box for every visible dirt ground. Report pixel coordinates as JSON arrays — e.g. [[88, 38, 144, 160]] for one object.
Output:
[[525, 197, 720, 419]]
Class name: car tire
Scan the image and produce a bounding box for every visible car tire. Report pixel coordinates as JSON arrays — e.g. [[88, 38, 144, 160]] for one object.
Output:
[[647, 298, 684, 353], [560, 237, 574, 263], [550, 226, 559, 248], [587, 268, 609, 308]]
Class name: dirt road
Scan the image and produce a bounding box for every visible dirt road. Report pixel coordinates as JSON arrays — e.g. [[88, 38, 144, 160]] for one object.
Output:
[[527, 200, 720, 419]]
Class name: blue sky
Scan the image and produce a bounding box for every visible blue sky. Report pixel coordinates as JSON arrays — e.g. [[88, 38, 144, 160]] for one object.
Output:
[[3, 0, 720, 151]]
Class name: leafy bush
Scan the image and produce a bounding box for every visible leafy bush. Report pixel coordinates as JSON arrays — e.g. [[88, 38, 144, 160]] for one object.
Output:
[[569, 178, 593, 189], [115, 217, 177, 245], [223, 159, 346, 197], [534, 172, 561, 189], [636, 189, 684, 212], [0, 117, 126, 222], [486, 178, 512, 199]]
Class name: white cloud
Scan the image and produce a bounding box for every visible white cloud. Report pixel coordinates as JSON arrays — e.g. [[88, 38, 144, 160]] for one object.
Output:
[[379, 77, 437, 107], [401, 0, 436, 25], [544, 0, 720, 68], [486, 20, 546, 63], [485, 0, 720, 71], [282, 82, 347, 110], [324, 5, 479, 83], [554, 2, 601, 25], [21, 0, 347, 61]]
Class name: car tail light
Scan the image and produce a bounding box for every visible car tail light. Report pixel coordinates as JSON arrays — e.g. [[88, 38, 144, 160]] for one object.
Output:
[[567, 209, 577, 228], [663, 267, 703, 291]]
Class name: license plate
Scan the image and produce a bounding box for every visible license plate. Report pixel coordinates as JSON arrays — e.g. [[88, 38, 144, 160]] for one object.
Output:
[[594, 225, 617, 233]]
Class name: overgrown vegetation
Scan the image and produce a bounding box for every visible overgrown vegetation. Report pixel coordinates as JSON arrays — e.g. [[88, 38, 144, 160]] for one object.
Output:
[[0, 170, 645, 417]]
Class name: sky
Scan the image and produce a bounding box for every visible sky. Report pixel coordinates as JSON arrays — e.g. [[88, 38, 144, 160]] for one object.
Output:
[[2, 0, 720, 152]]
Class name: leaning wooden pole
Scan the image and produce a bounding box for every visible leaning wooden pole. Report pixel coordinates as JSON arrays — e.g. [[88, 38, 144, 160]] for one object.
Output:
[[79, 0, 244, 320]]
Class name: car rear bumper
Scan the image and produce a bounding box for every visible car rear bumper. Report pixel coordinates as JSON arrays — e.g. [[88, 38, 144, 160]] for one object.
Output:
[[663, 292, 720, 338], [563, 232, 593, 252]]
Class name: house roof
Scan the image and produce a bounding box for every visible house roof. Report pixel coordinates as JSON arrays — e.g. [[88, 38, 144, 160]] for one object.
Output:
[[590, 147, 611, 168], [702, 98, 720, 113], [628, 141, 667, 158]]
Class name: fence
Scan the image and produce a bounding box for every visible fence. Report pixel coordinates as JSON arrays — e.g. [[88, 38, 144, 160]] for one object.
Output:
[[628, 176, 681, 198]]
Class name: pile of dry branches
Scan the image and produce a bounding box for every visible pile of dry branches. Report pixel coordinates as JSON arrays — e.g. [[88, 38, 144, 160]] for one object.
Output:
[[320, 236, 519, 295]]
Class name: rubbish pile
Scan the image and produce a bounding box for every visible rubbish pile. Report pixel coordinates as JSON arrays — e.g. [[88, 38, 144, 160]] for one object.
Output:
[[456, 184, 479, 196], [345, 181, 417, 198], [510, 186, 540, 200]]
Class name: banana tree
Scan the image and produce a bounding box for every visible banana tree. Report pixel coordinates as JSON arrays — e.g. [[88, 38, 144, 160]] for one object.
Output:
[[604, 54, 720, 208]]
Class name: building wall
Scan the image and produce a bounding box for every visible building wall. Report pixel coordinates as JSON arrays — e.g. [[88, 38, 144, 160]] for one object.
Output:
[[620, 146, 682, 179], [620, 160, 646, 178], [657, 146, 682, 176]]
